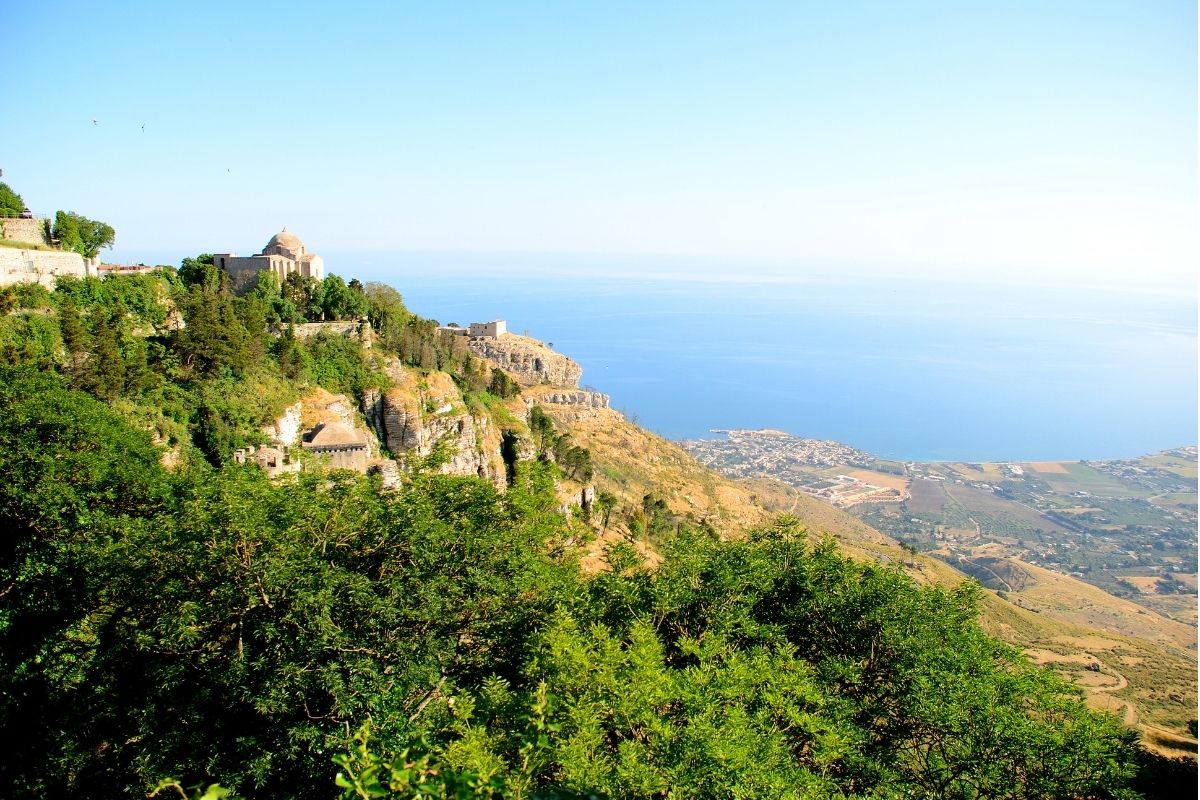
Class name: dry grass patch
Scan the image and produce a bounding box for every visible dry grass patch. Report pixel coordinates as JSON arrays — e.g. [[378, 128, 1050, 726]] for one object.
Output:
[[843, 468, 908, 492]]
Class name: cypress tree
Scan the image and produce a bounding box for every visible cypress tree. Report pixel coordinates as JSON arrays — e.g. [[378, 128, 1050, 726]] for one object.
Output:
[[58, 297, 89, 384]]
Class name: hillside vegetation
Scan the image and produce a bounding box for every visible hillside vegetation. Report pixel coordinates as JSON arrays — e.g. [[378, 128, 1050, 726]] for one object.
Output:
[[0, 264, 1193, 798]]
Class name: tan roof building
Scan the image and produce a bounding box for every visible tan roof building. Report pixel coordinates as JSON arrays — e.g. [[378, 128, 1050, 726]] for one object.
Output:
[[302, 421, 369, 471], [213, 228, 325, 291]]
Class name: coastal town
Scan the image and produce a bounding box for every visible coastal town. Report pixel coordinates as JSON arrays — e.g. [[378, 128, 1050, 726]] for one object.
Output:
[[682, 428, 908, 507], [682, 429, 1197, 618]]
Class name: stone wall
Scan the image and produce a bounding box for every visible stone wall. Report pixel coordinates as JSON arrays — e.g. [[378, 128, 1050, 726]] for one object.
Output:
[[0, 247, 91, 288], [0, 218, 49, 246], [290, 320, 367, 338]]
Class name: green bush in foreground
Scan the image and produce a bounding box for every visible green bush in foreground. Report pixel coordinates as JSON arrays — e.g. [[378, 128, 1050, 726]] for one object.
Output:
[[0, 369, 1156, 799]]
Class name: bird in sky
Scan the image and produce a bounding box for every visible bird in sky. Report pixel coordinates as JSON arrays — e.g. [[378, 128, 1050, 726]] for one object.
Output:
[[91, 118, 99, 126], [141, 123, 145, 133]]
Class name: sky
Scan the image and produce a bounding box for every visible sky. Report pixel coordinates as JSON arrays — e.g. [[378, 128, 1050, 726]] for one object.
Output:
[[1, 1, 1196, 288]]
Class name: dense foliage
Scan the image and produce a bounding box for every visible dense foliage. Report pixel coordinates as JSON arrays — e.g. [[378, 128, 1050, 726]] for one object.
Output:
[[0, 181, 26, 216], [0, 255, 1187, 798], [529, 405, 594, 483], [52, 209, 116, 258]]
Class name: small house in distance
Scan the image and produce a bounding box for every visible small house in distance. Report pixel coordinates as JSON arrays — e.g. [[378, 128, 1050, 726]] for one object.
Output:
[[301, 421, 369, 471]]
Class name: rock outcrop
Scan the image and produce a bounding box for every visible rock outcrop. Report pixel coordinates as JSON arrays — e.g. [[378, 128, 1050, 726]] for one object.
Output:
[[531, 389, 609, 409], [363, 366, 508, 487], [467, 334, 582, 387], [263, 402, 303, 447]]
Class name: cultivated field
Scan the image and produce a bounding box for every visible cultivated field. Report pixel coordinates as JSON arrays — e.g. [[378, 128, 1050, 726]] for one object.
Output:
[[843, 468, 908, 492], [906, 478, 945, 515], [1143, 453, 1199, 479], [1042, 462, 1154, 497]]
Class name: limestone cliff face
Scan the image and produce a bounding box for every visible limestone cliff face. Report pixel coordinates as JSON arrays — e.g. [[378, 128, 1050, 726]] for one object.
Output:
[[363, 365, 508, 487], [526, 388, 609, 409], [467, 334, 582, 387], [264, 402, 303, 447]]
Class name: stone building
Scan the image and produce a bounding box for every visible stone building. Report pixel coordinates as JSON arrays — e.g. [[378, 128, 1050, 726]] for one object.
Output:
[[470, 320, 506, 337], [233, 445, 301, 478], [213, 229, 324, 291], [439, 319, 507, 338], [301, 421, 370, 472]]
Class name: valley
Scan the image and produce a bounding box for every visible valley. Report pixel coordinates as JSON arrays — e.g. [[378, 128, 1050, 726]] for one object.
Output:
[[683, 430, 1198, 751]]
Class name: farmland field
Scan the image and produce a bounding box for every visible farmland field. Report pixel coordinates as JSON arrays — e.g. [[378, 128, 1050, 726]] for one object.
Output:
[[907, 478, 945, 515], [1042, 462, 1153, 497], [1143, 453, 1199, 479], [843, 468, 908, 492]]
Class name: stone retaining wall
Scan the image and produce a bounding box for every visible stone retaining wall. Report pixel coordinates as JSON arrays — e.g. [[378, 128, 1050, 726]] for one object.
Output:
[[0, 247, 90, 287], [0, 218, 49, 246]]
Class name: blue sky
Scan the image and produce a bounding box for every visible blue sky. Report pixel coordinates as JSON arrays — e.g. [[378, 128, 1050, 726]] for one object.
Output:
[[1, 1, 1195, 287]]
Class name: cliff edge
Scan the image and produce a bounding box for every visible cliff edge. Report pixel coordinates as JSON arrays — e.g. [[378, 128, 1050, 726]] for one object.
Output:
[[468, 333, 582, 387]]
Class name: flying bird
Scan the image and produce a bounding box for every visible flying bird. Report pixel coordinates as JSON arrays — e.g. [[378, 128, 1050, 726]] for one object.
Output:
[[91, 118, 99, 126], [141, 123, 145, 133]]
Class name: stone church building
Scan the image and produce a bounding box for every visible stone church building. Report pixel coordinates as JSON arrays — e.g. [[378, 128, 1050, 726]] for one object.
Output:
[[213, 229, 324, 291]]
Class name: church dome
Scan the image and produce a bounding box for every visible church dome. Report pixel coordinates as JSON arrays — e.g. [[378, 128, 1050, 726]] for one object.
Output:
[[264, 228, 304, 255]]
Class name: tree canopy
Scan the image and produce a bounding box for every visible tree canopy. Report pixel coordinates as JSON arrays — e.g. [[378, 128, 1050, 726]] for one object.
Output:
[[0, 181, 26, 217], [52, 209, 116, 258]]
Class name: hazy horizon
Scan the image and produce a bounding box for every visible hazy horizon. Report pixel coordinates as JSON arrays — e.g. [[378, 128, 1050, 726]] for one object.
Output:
[[4, 1, 1196, 291]]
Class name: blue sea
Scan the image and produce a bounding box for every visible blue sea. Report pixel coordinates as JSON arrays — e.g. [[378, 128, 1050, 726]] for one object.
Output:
[[123, 249, 1199, 462]]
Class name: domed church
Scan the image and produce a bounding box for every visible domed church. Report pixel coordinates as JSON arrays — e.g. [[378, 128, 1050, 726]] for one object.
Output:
[[213, 229, 325, 291]]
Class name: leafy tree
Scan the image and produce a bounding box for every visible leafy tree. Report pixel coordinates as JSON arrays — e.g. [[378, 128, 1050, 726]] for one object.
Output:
[[320, 273, 368, 321], [303, 330, 388, 401], [0, 311, 62, 368], [84, 304, 126, 400], [0, 181, 25, 216], [0, 368, 172, 798], [273, 324, 309, 380], [52, 210, 115, 259], [179, 253, 225, 291], [527, 406, 593, 483], [283, 273, 324, 321], [488, 367, 521, 399], [364, 282, 410, 347], [594, 490, 617, 531], [10, 281, 54, 310], [173, 285, 255, 377]]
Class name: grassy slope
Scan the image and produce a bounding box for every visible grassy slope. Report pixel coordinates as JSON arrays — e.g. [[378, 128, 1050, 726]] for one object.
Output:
[[529, 404, 1197, 751]]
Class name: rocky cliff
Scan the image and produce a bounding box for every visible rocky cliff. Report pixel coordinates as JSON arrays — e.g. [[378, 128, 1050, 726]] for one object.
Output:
[[467, 333, 582, 387], [363, 364, 509, 487], [263, 401, 302, 447], [524, 387, 609, 409]]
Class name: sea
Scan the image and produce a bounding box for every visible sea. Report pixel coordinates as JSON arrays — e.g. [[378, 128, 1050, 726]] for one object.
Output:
[[121, 249, 1199, 463]]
